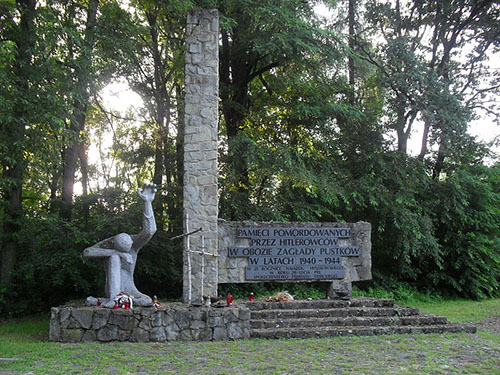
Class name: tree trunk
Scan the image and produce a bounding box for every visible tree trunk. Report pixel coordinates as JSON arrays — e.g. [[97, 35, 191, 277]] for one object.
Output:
[[147, 10, 172, 226], [48, 165, 61, 214], [432, 139, 446, 179], [1, 0, 36, 285], [59, 0, 99, 220], [78, 138, 90, 223], [418, 114, 431, 160], [220, 29, 251, 218], [175, 85, 185, 187], [348, 0, 355, 105]]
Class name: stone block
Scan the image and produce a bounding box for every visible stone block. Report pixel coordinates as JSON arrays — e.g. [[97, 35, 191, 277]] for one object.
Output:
[[174, 309, 191, 330], [190, 319, 206, 330], [211, 17, 218, 32], [97, 326, 119, 342], [192, 328, 212, 341], [166, 325, 180, 341], [109, 313, 137, 331], [179, 330, 193, 341], [150, 327, 167, 342], [92, 309, 111, 330], [224, 309, 240, 323], [150, 311, 163, 327], [227, 322, 244, 340], [204, 58, 218, 68], [191, 53, 203, 65], [239, 308, 251, 321], [187, 64, 198, 74], [198, 33, 213, 43], [59, 308, 71, 323], [61, 317, 80, 329], [186, 12, 198, 25], [204, 151, 217, 161], [197, 175, 215, 185], [71, 308, 93, 329], [207, 315, 223, 327], [118, 329, 131, 341], [213, 326, 228, 340], [49, 322, 61, 342], [138, 317, 152, 331], [61, 329, 84, 342], [82, 330, 97, 342], [185, 151, 203, 161], [185, 93, 200, 103], [189, 43, 201, 53], [201, 17, 210, 30], [130, 327, 150, 342], [187, 84, 201, 94], [200, 107, 212, 119]]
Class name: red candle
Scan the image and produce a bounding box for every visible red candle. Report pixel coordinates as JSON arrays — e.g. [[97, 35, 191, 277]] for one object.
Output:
[[226, 294, 233, 306], [249, 293, 254, 301]]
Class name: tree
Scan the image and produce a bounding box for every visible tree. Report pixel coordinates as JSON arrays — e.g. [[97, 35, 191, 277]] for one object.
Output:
[[0, 0, 37, 284], [58, 0, 99, 220], [218, 0, 342, 218], [360, 0, 500, 166]]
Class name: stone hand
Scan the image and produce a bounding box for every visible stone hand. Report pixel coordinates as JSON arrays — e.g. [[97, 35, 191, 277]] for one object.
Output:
[[138, 184, 156, 202]]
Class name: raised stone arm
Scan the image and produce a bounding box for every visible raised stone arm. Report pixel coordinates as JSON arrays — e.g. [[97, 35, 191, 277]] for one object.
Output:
[[132, 184, 157, 251]]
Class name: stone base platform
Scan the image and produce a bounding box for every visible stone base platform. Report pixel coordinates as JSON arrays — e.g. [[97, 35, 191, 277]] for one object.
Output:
[[49, 303, 251, 343], [247, 297, 476, 339], [50, 297, 476, 342]]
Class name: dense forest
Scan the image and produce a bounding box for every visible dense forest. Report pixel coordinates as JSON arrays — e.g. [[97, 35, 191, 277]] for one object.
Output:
[[1, 0, 499, 315]]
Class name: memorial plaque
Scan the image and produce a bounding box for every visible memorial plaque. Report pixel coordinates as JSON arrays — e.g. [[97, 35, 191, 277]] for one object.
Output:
[[228, 246, 360, 257], [237, 227, 351, 239], [247, 255, 342, 266], [246, 264, 345, 280], [229, 226, 360, 281]]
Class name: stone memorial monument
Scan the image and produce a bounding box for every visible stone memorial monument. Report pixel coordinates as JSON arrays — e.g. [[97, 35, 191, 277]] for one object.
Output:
[[49, 8, 475, 343], [83, 185, 157, 307], [218, 221, 372, 298], [183, 8, 219, 305], [181, 9, 372, 304]]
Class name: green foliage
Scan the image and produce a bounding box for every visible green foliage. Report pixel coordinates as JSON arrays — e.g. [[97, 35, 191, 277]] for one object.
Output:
[[1, 188, 183, 316], [1, 0, 499, 316], [426, 165, 500, 299]]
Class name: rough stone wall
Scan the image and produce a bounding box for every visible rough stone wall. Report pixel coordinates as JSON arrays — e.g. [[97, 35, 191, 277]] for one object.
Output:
[[183, 9, 219, 304], [49, 305, 250, 343], [218, 220, 372, 285]]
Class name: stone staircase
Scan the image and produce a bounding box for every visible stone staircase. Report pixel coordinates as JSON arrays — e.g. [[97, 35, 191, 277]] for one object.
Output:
[[246, 297, 476, 339]]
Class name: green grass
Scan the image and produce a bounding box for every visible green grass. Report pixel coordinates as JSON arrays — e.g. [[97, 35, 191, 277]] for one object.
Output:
[[0, 313, 48, 341], [404, 298, 499, 323], [0, 299, 499, 375], [0, 331, 498, 375]]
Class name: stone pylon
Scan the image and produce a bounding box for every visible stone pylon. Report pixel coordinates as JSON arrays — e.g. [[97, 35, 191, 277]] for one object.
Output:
[[183, 9, 219, 304]]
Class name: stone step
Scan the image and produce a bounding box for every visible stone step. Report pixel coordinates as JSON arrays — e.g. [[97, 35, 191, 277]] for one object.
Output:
[[246, 298, 394, 311], [251, 324, 476, 339], [250, 314, 448, 329], [250, 306, 420, 320]]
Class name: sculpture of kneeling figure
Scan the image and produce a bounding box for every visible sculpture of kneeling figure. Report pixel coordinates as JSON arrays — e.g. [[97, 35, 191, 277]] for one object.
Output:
[[84, 185, 157, 307]]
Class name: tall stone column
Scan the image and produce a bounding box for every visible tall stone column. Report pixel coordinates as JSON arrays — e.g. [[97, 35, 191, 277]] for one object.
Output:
[[183, 9, 219, 304]]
